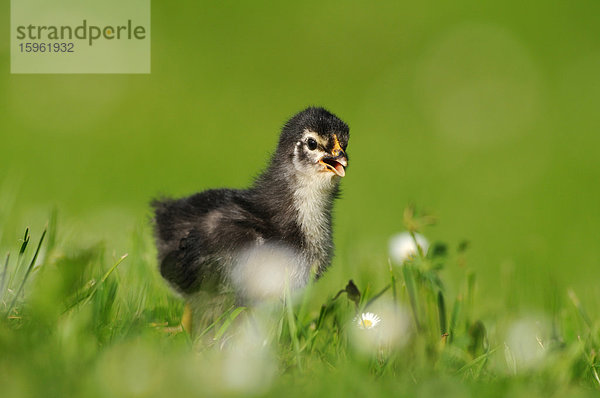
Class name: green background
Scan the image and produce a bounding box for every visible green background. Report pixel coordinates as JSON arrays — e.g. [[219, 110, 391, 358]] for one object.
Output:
[[2, 1, 600, 318]]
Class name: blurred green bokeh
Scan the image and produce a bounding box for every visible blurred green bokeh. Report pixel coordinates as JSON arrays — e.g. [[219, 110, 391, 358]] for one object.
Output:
[[1, 0, 600, 307]]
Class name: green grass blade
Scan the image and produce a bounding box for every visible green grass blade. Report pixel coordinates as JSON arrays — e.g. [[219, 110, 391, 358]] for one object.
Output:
[[402, 265, 421, 331], [213, 306, 246, 340], [78, 253, 128, 309], [456, 346, 499, 376], [101, 253, 128, 283], [409, 230, 425, 258], [18, 228, 30, 256], [198, 305, 236, 338], [365, 284, 390, 310], [8, 228, 30, 290], [6, 228, 46, 317], [465, 271, 476, 325], [449, 297, 462, 344], [438, 290, 447, 336], [389, 259, 398, 306], [568, 289, 592, 328], [0, 252, 9, 298]]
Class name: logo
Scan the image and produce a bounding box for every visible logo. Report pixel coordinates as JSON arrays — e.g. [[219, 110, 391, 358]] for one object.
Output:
[[11, 0, 151, 74], [15, 20, 147, 46]]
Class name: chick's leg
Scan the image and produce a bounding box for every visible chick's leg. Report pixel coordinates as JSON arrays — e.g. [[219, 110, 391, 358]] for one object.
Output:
[[181, 302, 193, 334]]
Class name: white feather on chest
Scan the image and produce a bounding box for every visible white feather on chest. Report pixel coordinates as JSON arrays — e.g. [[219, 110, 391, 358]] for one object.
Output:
[[291, 170, 336, 262]]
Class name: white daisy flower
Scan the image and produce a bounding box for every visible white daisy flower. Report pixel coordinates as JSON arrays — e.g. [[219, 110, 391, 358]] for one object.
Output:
[[389, 232, 429, 264], [349, 304, 412, 355], [504, 316, 549, 373], [221, 317, 275, 394], [355, 312, 381, 330]]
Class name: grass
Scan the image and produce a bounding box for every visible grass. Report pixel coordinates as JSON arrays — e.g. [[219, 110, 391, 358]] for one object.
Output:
[[1, 207, 599, 398]]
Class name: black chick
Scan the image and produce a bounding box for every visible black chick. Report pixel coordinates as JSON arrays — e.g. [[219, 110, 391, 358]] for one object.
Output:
[[152, 107, 349, 320]]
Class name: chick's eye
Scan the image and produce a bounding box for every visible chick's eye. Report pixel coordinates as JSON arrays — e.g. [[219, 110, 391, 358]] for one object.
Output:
[[307, 138, 318, 150]]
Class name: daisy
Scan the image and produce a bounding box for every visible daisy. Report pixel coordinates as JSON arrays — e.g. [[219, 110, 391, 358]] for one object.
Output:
[[355, 312, 381, 330], [389, 232, 429, 264]]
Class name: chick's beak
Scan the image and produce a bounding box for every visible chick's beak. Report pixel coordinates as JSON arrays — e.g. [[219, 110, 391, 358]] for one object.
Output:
[[319, 136, 347, 177]]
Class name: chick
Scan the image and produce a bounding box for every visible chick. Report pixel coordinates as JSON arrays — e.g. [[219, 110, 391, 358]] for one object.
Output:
[[152, 107, 349, 330]]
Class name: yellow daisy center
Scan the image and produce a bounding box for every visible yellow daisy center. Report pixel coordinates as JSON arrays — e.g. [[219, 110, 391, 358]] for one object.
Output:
[[361, 319, 373, 328]]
